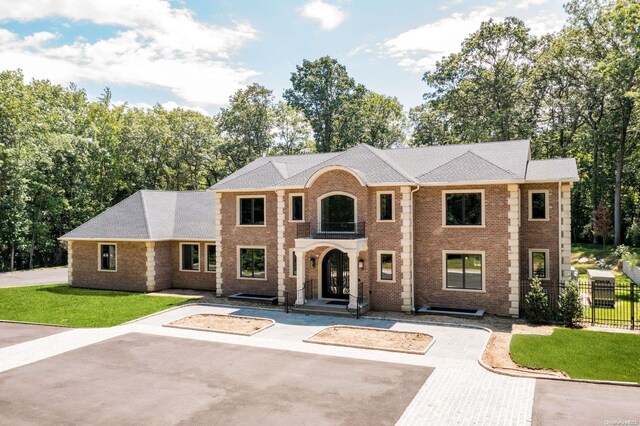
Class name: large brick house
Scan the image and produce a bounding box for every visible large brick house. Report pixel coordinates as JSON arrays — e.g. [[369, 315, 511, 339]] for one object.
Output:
[[60, 140, 578, 317]]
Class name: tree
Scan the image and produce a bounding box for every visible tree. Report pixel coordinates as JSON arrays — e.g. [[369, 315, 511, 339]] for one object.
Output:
[[592, 201, 612, 249], [284, 56, 363, 152], [218, 83, 275, 171], [270, 102, 314, 156]]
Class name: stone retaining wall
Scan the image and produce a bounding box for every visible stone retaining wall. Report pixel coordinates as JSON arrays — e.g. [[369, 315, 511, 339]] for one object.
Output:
[[622, 260, 640, 284]]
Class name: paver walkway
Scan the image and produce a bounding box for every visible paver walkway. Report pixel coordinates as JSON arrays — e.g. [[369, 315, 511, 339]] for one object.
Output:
[[0, 304, 536, 425]]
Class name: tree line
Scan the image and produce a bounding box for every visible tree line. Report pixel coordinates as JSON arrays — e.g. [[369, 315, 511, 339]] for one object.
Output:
[[0, 0, 638, 271]]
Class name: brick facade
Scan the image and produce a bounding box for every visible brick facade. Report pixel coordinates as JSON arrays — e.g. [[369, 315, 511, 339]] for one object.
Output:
[[69, 171, 567, 315]]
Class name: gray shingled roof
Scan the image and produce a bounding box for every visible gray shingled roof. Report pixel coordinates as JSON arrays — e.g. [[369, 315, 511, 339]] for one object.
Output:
[[209, 140, 575, 190], [60, 190, 215, 240], [525, 159, 579, 182]]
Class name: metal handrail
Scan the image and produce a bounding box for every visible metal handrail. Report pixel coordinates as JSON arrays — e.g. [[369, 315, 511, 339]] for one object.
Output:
[[345, 279, 365, 319], [296, 222, 366, 239]]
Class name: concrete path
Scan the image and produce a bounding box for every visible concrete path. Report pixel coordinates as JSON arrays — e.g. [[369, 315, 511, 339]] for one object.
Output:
[[0, 267, 68, 288], [0, 322, 68, 349], [0, 305, 537, 425]]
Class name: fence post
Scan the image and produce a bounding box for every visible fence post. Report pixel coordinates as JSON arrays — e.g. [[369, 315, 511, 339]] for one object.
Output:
[[284, 291, 289, 313], [631, 282, 635, 330], [591, 280, 595, 326]]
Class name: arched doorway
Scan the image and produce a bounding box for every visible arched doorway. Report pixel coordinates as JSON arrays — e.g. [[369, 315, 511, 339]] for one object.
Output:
[[321, 249, 350, 299]]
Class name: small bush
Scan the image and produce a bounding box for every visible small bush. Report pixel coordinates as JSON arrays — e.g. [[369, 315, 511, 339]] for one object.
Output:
[[525, 278, 552, 324], [614, 244, 630, 260], [558, 281, 583, 327], [626, 220, 640, 247]]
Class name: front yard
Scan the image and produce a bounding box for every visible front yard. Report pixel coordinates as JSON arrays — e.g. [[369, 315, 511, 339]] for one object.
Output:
[[510, 328, 640, 383], [0, 284, 191, 327]]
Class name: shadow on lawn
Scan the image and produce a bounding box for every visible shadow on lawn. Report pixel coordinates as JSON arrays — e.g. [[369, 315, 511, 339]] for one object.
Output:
[[36, 284, 139, 298]]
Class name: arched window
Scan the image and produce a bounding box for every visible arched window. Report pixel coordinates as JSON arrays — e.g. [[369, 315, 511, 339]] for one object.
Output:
[[319, 193, 356, 233]]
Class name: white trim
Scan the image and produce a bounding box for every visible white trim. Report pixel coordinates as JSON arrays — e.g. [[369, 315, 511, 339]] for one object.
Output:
[[376, 250, 396, 283], [179, 242, 201, 272], [528, 189, 549, 221], [289, 248, 297, 278], [237, 246, 267, 281], [317, 191, 357, 232], [528, 248, 550, 280], [60, 238, 215, 242], [305, 166, 366, 188], [288, 193, 305, 222], [97, 243, 117, 272], [441, 189, 486, 228], [205, 243, 217, 273], [442, 250, 486, 293], [236, 195, 267, 227], [376, 191, 395, 222]]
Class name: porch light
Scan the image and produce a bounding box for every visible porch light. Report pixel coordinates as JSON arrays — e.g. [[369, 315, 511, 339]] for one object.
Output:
[[310, 257, 316, 268], [358, 259, 364, 269]]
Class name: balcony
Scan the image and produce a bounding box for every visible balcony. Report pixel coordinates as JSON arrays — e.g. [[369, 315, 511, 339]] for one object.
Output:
[[297, 222, 366, 240]]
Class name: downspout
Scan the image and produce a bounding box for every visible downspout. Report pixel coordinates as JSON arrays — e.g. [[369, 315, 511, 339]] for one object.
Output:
[[558, 182, 562, 282], [410, 185, 420, 314]]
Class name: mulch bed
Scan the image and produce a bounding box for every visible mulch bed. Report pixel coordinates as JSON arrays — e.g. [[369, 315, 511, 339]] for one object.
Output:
[[304, 325, 433, 354], [165, 314, 274, 336]]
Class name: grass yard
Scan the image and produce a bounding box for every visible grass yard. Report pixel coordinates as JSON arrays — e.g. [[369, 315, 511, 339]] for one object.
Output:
[[0, 284, 191, 327], [510, 328, 640, 382]]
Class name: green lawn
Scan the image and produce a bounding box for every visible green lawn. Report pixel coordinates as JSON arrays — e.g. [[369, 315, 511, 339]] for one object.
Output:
[[572, 243, 640, 277], [510, 328, 640, 382], [0, 284, 190, 327]]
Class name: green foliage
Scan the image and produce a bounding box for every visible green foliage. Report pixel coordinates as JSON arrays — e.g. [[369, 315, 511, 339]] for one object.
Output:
[[614, 244, 630, 260], [0, 284, 190, 327], [626, 220, 640, 247], [511, 328, 640, 382], [525, 278, 553, 324], [558, 280, 584, 327]]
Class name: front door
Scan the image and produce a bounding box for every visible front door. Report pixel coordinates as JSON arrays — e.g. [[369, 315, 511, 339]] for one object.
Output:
[[322, 249, 349, 299]]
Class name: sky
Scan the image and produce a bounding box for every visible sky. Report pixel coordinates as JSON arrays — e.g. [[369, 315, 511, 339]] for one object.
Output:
[[0, 0, 567, 115]]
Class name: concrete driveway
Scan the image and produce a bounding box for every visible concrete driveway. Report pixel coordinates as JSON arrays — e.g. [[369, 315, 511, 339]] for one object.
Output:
[[0, 333, 432, 425], [0, 267, 67, 288], [532, 379, 640, 426]]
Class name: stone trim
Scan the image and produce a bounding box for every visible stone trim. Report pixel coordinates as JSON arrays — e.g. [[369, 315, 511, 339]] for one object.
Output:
[[400, 186, 412, 312], [276, 190, 285, 303], [67, 241, 73, 285], [507, 184, 520, 317], [214, 192, 223, 296], [145, 241, 155, 291], [560, 183, 572, 281]]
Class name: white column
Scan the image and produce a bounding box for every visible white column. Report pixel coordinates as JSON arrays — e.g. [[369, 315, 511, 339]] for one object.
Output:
[[400, 186, 413, 312], [560, 183, 572, 281], [348, 251, 359, 309], [67, 241, 73, 286], [276, 190, 286, 304], [507, 184, 520, 317], [295, 249, 306, 305], [214, 191, 223, 296], [145, 241, 156, 291]]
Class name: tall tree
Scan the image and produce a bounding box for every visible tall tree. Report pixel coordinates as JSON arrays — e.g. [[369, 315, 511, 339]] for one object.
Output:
[[284, 56, 363, 152], [270, 102, 314, 156]]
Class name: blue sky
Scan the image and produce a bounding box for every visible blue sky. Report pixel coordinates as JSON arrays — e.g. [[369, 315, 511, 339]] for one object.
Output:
[[0, 0, 566, 114]]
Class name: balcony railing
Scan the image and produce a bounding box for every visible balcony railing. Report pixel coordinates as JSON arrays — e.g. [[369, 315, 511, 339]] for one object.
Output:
[[296, 222, 366, 239]]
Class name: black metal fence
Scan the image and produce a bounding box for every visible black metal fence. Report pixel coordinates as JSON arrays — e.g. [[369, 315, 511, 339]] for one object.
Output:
[[519, 279, 637, 329], [296, 222, 366, 239]]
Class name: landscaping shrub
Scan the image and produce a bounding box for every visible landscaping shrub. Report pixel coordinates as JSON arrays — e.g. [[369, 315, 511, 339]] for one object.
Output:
[[626, 220, 640, 247], [558, 280, 583, 327], [525, 278, 552, 324]]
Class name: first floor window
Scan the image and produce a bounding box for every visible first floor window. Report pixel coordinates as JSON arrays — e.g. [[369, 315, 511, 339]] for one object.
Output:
[[239, 197, 265, 225], [531, 250, 547, 279], [99, 244, 116, 271], [445, 253, 483, 290], [290, 195, 304, 221], [445, 192, 482, 226], [378, 252, 394, 281], [181, 244, 200, 271], [207, 245, 217, 272], [291, 251, 297, 276], [378, 192, 394, 221], [240, 248, 265, 279]]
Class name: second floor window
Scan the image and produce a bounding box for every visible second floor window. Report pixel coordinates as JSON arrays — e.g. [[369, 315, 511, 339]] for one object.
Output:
[[290, 195, 304, 221], [445, 192, 482, 226], [320, 193, 355, 232], [239, 197, 265, 225], [530, 191, 548, 220], [378, 192, 394, 221]]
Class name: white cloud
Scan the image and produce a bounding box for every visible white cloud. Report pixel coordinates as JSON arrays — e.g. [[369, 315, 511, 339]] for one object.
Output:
[[298, 0, 347, 31], [381, 3, 565, 73], [0, 0, 259, 106]]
